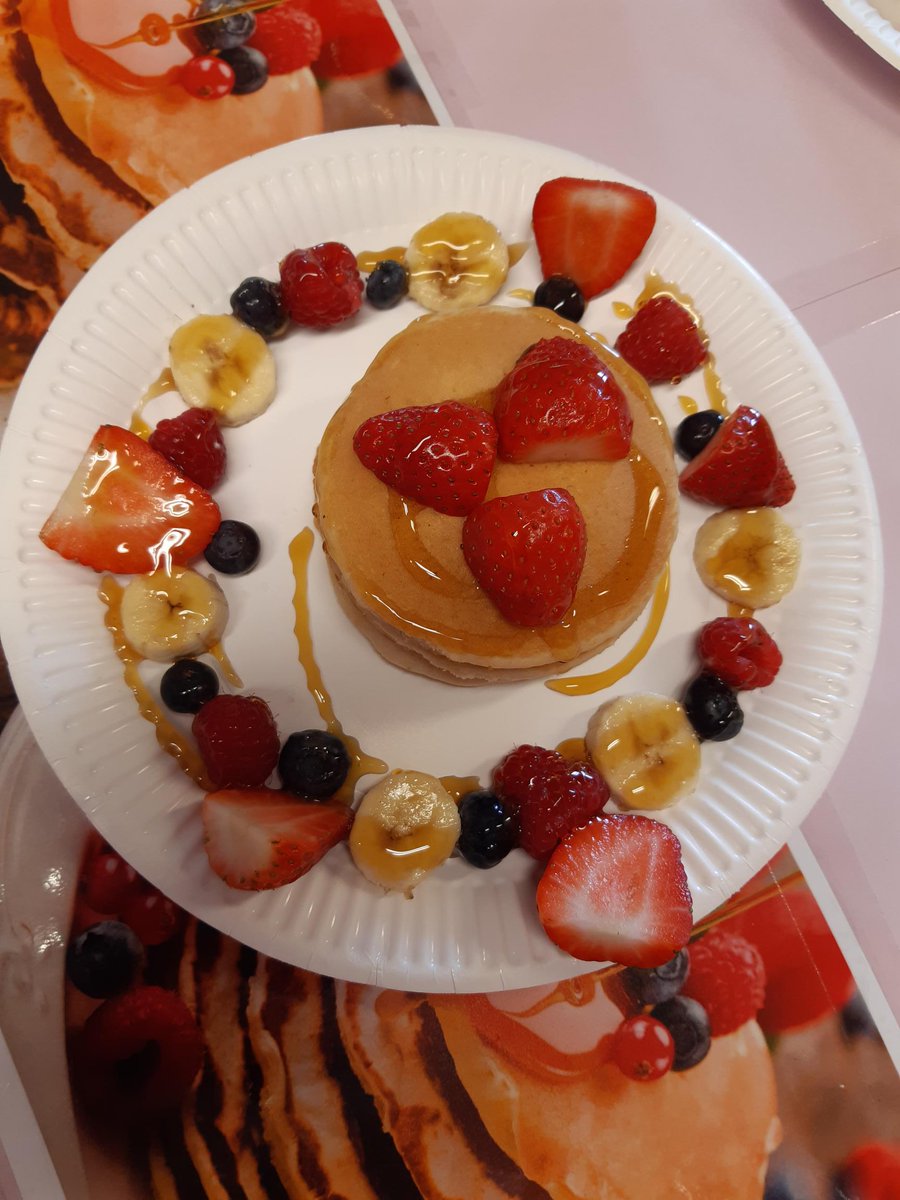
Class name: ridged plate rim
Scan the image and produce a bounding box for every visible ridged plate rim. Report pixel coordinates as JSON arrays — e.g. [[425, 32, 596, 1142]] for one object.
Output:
[[820, 0, 900, 67]]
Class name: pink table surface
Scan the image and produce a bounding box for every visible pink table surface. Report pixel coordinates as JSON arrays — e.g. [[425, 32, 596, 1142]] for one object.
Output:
[[392, 0, 900, 1007]]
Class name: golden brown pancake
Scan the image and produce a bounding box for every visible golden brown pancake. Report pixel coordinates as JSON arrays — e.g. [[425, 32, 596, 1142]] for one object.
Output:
[[0, 275, 53, 387], [314, 306, 678, 684], [430, 996, 780, 1200], [16, 0, 324, 206], [0, 0, 150, 270], [0, 193, 82, 305], [336, 984, 550, 1200]]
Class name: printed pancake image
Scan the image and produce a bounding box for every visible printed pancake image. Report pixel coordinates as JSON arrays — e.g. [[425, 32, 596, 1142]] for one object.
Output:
[[0, 165, 83, 389], [7, 0, 324, 208], [0, 0, 150, 271], [314, 306, 678, 684], [0, 0, 436, 387], [85, 919, 778, 1199]]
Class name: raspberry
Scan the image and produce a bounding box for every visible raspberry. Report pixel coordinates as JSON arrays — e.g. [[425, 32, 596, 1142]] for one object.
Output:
[[721, 887, 854, 1034], [80, 850, 141, 914], [697, 617, 783, 690], [291, 0, 401, 78], [149, 408, 226, 490], [279, 242, 363, 329], [834, 1143, 900, 1200], [72, 986, 204, 1119], [493, 745, 609, 858], [492, 745, 561, 807], [192, 694, 280, 788], [248, 3, 322, 74], [120, 887, 184, 947], [681, 929, 766, 1036], [615, 295, 708, 384]]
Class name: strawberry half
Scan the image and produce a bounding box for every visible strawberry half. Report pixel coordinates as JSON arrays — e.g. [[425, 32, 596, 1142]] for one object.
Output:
[[353, 401, 497, 517], [679, 405, 796, 507], [532, 178, 657, 300], [202, 788, 352, 891], [536, 815, 693, 968], [494, 337, 632, 463], [40, 425, 221, 574], [615, 295, 708, 384], [462, 488, 587, 627]]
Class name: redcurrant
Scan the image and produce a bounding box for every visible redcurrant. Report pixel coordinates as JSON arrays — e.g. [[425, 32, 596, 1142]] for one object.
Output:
[[120, 888, 183, 947], [611, 1015, 675, 1082], [81, 851, 141, 914], [180, 55, 235, 100]]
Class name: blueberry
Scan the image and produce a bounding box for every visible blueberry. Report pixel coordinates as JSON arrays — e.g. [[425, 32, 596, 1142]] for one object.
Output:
[[840, 990, 881, 1042], [674, 409, 724, 460], [230, 277, 287, 338], [279, 730, 351, 800], [204, 520, 261, 575], [66, 920, 144, 999], [193, 0, 256, 50], [684, 673, 744, 741], [533, 275, 586, 323], [365, 260, 409, 310], [619, 950, 690, 1007], [160, 659, 220, 714], [218, 44, 268, 94], [763, 1171, 802, 1200], [651, 995, 711, 1071], [456, 790, 518, 868]]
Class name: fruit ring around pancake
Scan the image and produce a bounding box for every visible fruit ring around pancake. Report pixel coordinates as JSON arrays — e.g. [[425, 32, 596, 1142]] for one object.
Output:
[[314, 306, 678, 684]]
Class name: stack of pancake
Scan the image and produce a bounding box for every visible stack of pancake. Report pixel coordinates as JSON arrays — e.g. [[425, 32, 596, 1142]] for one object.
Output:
[[139, 917, 779, 1200], [315, 306, 679, 683]]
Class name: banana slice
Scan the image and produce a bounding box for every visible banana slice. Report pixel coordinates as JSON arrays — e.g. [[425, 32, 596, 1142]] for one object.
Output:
[[349, 770, 460, 895], [169, 314, 276, 427], [694, 507, 800, 608], [586, 694, 701, 811], [406, 212, 509, 313], [120, 566, 228, 662]]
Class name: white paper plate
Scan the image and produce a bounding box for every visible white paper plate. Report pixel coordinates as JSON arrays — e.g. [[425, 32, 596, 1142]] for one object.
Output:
[[0, 125, 882, 992], [821, 0, 900, 67]]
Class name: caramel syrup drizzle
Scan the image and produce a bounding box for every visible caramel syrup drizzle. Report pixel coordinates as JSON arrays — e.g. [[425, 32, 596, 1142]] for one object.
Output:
[[130, 367, 176, 440], [365, 444, 670, 674], [289, 528, 387, 802], [98, 576, 212, 790], [615, 275, 729, 415], [94, 0, 286, 50], [546, 565, 670, 696]]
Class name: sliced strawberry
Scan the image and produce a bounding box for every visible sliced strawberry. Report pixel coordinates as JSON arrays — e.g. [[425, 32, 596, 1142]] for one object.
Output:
[[679, 405, 796, 508], [536, 815, 693, 968], [493, 337, 632, 463], [40, 425, 221, 574], [615, 295, 708, 384], [532, 178, 657, 300], [462, 488, 586, 627], [202, 788, 352, 891], [353, 401, 497, 517]]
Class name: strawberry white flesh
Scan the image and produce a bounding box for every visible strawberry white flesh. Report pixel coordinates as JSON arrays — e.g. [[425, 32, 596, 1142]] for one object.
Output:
[[202, 788, 352, 891], [536, 815, 693, 968]]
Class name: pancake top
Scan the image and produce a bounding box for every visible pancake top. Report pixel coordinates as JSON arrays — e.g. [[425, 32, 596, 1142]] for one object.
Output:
[[314, 306, 678, 671]]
